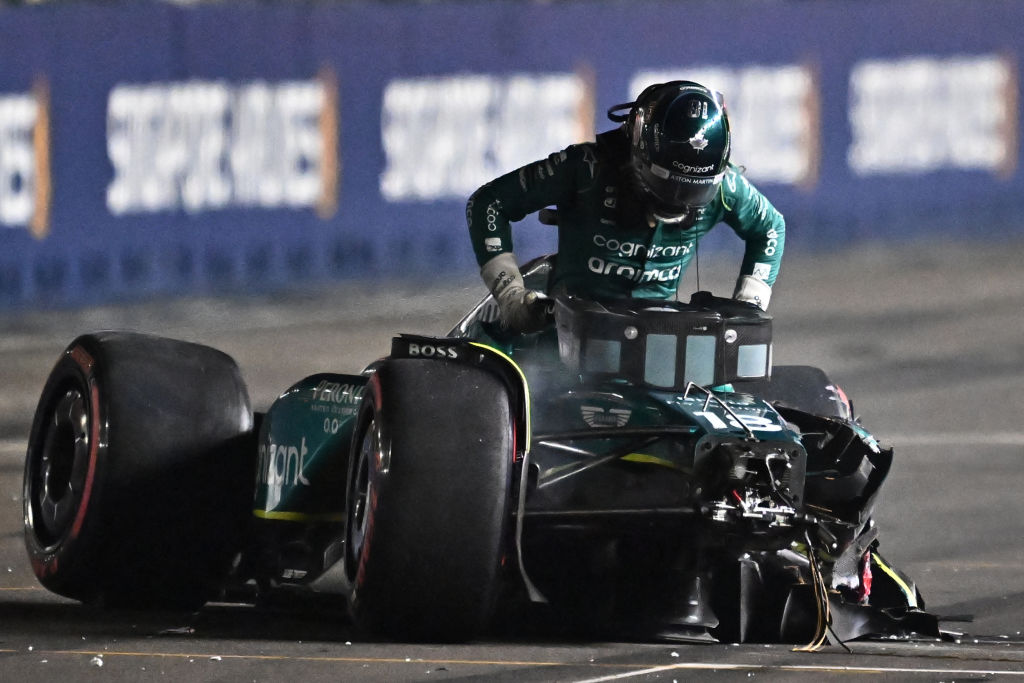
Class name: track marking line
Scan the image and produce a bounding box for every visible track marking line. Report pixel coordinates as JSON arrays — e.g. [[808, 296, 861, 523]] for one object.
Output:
[[15, 649, 1024, 678], [9, 649, 683, 674], [14, 649, 587, 668], [575, 663, 748, 681], [573, 662, 1024, 682]]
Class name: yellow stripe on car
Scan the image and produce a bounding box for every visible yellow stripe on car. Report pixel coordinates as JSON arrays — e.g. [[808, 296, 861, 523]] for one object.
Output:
[[470, 342, 532, 448], [252, 510, 345, 522], [872, 551, 918, 608], [620, 453, 685, 471]]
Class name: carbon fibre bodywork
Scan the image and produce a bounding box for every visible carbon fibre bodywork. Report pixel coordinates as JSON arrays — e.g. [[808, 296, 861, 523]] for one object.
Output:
[[249, 257, 934, 643]]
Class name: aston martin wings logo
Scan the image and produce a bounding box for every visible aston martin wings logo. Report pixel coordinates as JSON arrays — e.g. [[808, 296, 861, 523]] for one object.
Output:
[[688, 132, 709, 151], [581, 405, 632, 428]]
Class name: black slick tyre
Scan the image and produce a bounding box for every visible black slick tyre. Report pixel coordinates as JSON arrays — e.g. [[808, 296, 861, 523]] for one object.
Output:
[[23, 332, 254, 609], [344, 358, 514, 641]]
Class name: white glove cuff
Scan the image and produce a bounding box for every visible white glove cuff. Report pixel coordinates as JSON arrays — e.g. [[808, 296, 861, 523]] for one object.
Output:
[[480, 252, 523, 300], [734, 275, 772, 311]]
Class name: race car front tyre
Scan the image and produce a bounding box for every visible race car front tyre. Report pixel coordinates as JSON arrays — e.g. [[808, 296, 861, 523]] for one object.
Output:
[[344, 358, 514, 641], [23, 332, 254, 609]]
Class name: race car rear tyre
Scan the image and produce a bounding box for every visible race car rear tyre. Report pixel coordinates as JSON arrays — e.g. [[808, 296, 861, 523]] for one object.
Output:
[[344, 358, 514, 641], [23, 332, 254, 609]]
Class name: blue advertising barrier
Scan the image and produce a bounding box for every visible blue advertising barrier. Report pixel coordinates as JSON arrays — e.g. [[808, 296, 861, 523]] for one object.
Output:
[[0, 0, 1022, 309]]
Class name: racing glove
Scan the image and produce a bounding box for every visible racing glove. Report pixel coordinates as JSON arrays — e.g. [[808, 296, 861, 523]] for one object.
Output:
[[733, 275, 772, 311], [480, 252, 551, 333]]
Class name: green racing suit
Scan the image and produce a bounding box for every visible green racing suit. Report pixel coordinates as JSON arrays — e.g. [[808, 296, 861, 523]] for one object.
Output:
[[467, 128, 785, 302]]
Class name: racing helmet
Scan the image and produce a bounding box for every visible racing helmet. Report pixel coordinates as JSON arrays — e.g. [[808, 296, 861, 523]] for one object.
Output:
[[609, 81, 731, 222]]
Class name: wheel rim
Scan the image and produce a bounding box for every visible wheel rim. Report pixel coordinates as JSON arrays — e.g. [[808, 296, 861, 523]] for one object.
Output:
[[347, 417, 378, 572], [29, 388, 91, 549]]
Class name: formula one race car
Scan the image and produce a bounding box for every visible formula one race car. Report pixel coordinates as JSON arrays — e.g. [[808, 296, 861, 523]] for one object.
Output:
[[23, 256, 937, 645]]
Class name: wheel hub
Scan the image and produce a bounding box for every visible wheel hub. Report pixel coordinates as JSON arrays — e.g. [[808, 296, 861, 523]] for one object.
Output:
[[31, 388, 90, 548]]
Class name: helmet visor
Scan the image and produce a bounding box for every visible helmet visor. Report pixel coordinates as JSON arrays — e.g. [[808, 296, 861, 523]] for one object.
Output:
[[634, 159, 724, 213]]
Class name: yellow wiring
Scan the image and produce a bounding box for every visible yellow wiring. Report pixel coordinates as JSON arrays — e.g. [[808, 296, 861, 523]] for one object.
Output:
[[793, 546, 917, 653], [792, 541, 832, 652]]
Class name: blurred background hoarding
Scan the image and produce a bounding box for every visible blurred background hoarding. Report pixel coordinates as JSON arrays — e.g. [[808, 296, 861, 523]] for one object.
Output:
[[0, 0, 1021, 309]]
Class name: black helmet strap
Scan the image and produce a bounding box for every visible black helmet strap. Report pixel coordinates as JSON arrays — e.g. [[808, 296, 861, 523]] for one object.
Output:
[[606, 101, 633, 123]]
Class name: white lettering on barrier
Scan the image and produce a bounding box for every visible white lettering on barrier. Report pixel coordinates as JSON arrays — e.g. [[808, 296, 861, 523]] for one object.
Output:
[[0, 94, 35, 227], [106, 75, 338, 215], [379, 73, 591, 201], [630, 65, 819, 186], [0, 82, 50, 236], [847, 54, 1016, 176]]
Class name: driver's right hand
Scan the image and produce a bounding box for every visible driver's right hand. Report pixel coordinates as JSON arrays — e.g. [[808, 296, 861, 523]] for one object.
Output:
[[496, 288, 551, 334]]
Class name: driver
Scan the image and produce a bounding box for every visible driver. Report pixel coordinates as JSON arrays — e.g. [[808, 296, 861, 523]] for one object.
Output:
[[467, 80, 785, 332]]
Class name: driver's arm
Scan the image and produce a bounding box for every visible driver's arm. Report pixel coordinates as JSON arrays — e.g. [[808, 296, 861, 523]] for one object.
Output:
[[467, 144, 589, 266], [720, 167, 785, 310], [467, 143, 592, 331]]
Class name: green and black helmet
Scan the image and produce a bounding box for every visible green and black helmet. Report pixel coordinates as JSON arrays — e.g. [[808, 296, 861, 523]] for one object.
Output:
[[609, 81, 731, 222]]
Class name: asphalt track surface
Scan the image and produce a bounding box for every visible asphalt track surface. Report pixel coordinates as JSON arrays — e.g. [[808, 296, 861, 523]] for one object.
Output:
[[1, 241, 1023, 681]]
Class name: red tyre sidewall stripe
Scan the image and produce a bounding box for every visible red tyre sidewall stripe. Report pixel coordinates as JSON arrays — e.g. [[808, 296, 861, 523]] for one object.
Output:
[[354, 373, 382, 593], [68, 345, 100, 541], [370, 372, 382, 413]]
